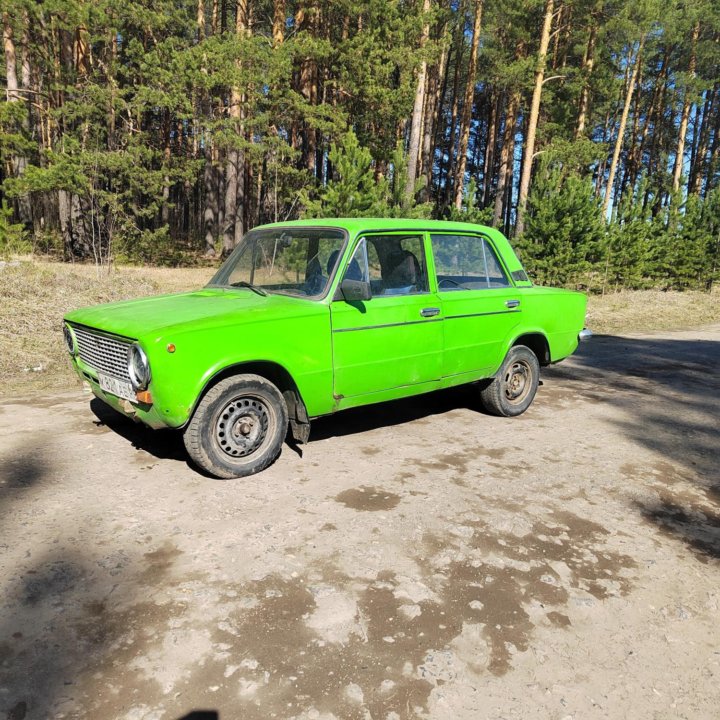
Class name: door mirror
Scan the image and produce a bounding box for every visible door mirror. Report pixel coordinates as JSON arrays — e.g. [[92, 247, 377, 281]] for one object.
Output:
[[340, 278, 372, 302]]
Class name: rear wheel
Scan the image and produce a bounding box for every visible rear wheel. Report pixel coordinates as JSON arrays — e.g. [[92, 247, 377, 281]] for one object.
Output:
[[184, 374, 288, 478], [480, 345, 540, 417]]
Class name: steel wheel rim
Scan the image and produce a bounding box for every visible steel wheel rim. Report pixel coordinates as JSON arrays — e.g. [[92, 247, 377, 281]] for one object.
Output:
[[503, 360, 533, 405], [214, 395, 271, 459]]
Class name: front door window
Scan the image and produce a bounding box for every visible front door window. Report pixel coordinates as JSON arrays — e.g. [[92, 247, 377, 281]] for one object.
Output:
[[345, 234, 428, 296]]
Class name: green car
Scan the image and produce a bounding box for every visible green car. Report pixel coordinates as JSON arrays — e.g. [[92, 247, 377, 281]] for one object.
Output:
[[63, 219, 589, 478]]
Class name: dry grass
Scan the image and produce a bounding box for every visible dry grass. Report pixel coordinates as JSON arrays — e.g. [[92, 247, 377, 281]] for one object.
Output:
[[1, 258, 718, 395], [586, 288, 720, 335], [0, 259, 214, 395]]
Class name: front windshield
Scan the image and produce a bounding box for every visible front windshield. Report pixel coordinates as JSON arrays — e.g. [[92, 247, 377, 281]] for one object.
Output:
[[208, 227, 346, 298]]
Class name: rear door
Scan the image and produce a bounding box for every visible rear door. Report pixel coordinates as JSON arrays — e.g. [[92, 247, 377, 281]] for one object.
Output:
[[430, 233, 522, 378], [330, 232, 443, 398]]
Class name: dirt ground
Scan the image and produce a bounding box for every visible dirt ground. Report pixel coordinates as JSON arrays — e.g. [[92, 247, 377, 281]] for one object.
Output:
[[1, 326, 719, 720]]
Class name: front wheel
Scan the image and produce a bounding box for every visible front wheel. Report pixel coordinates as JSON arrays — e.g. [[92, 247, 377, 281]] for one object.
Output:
[[184, 374, 288, 478], [480, 345, 540, 417]]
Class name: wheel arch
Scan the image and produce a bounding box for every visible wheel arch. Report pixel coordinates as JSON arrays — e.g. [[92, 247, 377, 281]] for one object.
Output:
[[190, 360, 302, 418], [187, 360, 311, 441], [511, 332, 551, 366]]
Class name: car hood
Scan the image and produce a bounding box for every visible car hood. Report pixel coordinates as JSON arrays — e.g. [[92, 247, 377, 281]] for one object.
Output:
[[64, 287, 319, 340]]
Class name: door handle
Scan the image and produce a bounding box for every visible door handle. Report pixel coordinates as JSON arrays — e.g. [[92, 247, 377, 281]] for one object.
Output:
[[505, 299, 520, 308], [420, 307, 440, 317]]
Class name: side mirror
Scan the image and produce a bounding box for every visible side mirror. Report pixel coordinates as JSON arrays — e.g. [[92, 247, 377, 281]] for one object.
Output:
[[340, 278, 372, 303]]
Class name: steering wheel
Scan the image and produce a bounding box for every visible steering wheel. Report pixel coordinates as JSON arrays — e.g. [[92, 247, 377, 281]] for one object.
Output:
[[438, 277, 464, 288]]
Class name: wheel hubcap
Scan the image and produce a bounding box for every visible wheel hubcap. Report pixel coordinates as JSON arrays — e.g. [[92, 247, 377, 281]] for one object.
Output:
[[504, 361, 532, 404], [215, 397, 270, 458]]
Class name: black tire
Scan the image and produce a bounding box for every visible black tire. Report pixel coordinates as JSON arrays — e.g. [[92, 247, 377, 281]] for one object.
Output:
[[480, 345, 540, 417], [183, 374, 288, 479]]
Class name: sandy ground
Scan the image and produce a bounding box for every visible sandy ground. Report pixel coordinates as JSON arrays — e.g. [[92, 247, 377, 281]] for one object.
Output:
[[1, 326, 719, 720]]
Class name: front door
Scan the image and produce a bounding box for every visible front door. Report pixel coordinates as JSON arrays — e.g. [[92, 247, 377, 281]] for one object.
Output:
[[331, 233, 443, 399]]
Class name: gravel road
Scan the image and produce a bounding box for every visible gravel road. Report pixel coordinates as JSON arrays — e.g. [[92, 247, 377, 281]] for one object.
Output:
[[1, 326, 719, 720]]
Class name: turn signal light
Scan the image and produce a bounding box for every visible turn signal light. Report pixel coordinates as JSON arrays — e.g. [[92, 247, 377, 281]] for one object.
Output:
[[135, 390, 153, 404]]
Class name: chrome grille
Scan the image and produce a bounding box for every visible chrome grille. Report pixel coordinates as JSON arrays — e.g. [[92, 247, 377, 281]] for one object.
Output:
[[71, 324, 134, 381]]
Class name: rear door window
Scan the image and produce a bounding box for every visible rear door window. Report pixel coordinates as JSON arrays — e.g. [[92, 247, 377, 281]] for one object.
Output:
[[430, 234, 511, 290]]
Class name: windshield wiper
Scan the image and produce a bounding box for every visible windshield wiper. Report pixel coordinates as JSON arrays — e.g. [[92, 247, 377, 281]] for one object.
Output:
[[229, 280, 268, 297]]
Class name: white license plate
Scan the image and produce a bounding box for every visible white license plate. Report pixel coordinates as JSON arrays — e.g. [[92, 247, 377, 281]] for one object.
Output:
[[97, 373, 136, 403]]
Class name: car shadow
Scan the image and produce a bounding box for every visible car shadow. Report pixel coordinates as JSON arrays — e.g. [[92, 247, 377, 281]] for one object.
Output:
[[89, 398, 188, 462], [88, 386, 486, 468], [310, 384, 484, 441]]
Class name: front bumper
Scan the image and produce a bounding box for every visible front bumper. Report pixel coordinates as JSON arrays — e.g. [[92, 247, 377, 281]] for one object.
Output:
[[71, 357, 169, 429], [578, 328, 593, 342]]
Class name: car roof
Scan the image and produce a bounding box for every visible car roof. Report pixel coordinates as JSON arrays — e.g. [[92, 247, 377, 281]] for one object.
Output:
[[256, 217, 499, 236]]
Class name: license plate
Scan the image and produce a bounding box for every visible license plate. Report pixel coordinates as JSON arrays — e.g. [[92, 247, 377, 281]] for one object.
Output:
[[97, 373, 136, 403]]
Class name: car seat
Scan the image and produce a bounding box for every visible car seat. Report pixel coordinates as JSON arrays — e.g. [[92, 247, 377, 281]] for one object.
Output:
[[385, 249, 421, 294]]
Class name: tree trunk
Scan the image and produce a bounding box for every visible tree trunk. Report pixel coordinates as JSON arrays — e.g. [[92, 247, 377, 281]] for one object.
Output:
[[161, 111, 172, 225], [621, 56, 644, 198], [493, 91, 519, 229], [297, 3, 320, 175], [222, 0, 248, 256], [197, 0, 206, 39], [574, 22, 596, 139], [602, 36, 645, 218], [631, 46, 669, 190], [706, 99, 720, 196], [3, 12, 20, 102], [515, 0, 554, 236], [482, 90, 499, 205], [421, 34, 449, 201], [203, 143, 219, 256], [690, 84, 717, 195], [212, 0, 219, 34], [273, 0, 285, 46], [672, 22, 699, 193], [441, 4, 465, 205], [4, 11, 32, 225], [405, 0, 431, 201], [453, 0, 483, 208]]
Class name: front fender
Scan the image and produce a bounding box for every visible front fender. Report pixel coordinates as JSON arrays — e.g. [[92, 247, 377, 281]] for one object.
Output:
[[143, 312, 334, 427]]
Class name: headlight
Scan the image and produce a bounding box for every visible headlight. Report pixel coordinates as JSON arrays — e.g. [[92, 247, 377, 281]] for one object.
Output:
[[63, 324, 77, 355], [127, 344, 151, 390]]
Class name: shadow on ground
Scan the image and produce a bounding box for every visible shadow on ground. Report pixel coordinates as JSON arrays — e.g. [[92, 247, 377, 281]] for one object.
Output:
[[0, 439, 216, 718], [90, 398, 187, 463], [89, 383, 486, 467], [547, 332, 720, 561], [311, 383, 483, 441], [0, 445, 83, 719]]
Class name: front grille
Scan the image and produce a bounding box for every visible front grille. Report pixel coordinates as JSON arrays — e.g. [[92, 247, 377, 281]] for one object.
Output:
[[71, 324, 134, 381]]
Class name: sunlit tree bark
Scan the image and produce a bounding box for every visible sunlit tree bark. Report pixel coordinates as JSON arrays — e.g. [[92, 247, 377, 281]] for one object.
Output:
[[515, 0, 554, 236]]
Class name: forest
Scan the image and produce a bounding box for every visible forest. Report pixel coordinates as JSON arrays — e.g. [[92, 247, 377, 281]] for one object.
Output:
[[1, 0, 719, 291]]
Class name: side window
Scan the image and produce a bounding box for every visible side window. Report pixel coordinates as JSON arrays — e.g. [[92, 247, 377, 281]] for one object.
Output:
[[363, 234, 429, 296], [431, 234, 511, 290]]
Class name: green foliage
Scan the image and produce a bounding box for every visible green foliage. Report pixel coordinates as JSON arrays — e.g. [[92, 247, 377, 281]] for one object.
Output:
[[380, 141, 432, 219], [447, 179, 493, 225], [302, 130, 388, 217], [518, 160, 605, 287], [0, 201, 31, 257], [602, 180, 720, 291], [302, 131, 431, 219]]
